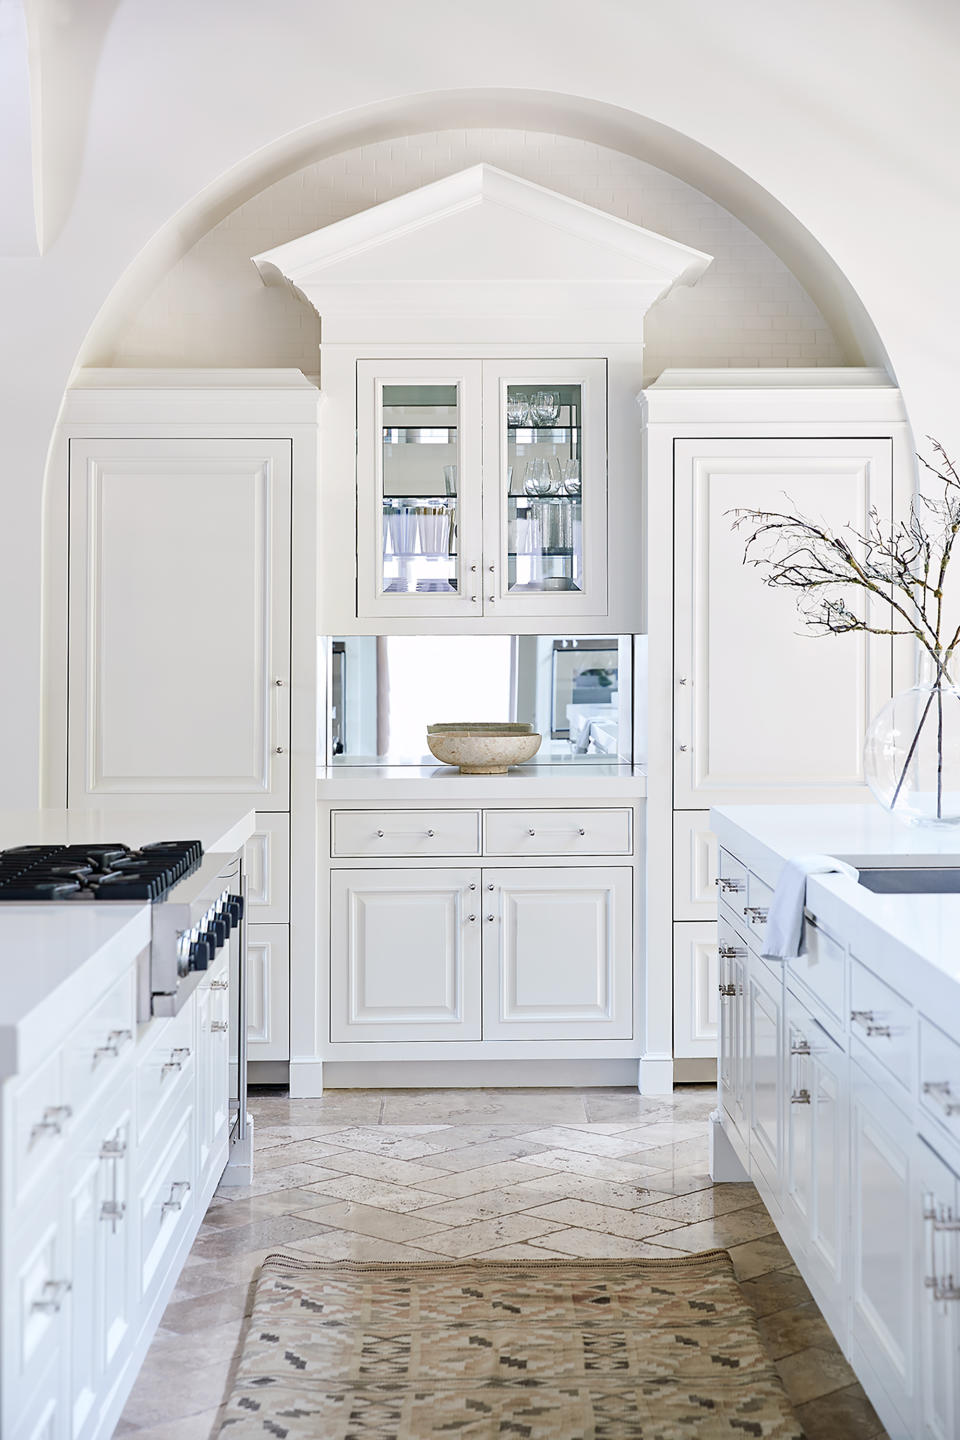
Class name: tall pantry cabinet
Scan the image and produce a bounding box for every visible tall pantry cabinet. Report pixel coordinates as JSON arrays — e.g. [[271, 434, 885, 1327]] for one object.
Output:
[[642, 370, 912, 1073], [51, 371, 322, 1075]]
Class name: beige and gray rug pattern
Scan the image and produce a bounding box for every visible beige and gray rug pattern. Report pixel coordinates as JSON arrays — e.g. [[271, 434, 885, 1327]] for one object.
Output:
[[218, 1251, 804, 1438], [115, 1087, 887, 1440]]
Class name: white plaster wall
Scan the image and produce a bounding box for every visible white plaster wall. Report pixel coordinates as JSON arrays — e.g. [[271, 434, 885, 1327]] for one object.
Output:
[[0, 0, 957, 805], [105, 130, 842, 379]]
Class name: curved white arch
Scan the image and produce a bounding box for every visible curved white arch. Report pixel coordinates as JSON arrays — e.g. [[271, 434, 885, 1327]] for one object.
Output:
[[76, 87, 891, 374]]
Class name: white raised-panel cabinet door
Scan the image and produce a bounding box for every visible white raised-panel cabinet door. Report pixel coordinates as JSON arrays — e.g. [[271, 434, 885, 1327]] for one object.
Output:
[[356, 360, 483, 619], [65, 1147, 101, 1440], [916, 1139, 959, 1440], [673, 812, 718, 919], [482, 359, 608, 619], [806, 1018, 847, 1331], [68, 439, 291, 808], [850, 1061, 917, 1435], [245, 814, 290, 923], [673, 922, 718, 1059], [245, 924, 290, 1062], [673, 439, 893, 807], [718, 916, 747, 1137], [330, 870, 482, 1041], [482, 866, 632, 1040]]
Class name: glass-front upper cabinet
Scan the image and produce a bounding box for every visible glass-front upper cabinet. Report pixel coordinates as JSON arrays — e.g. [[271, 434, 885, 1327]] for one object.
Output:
[[357, 357, 606, 619], [357, 360, 483, 618], [483, 359, 607, 618]]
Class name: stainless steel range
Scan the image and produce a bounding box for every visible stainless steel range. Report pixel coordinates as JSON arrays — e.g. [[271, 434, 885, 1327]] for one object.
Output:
[[0, 835, 250, 1162]]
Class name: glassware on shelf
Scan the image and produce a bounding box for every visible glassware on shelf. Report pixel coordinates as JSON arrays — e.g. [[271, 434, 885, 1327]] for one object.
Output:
[[442, 464, 457, 496], [529, 390, 560, 425], [559, 459, 581, 496], [523, 457, 560, 497], [506, 394, 530, 427]]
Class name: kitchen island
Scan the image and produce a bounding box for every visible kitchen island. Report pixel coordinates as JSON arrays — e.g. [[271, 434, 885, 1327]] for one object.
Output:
[[711, 803, 960, 1440], [0, 805, 254, 1440]]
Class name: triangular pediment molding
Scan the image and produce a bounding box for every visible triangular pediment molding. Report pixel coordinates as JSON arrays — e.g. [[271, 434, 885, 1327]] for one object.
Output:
[[252, 164, 712, 344]]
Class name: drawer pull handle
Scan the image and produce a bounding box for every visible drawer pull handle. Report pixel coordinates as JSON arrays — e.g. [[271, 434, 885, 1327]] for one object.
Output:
[[851, 1009, 894, 1039], [32, 1279, 71, 1314], [161, 1180, 191, 1214], [210, 978, 229, 991], [923, 1080, 960, 1117], [717, 877, 745, 894], [211, 1020, 229, 1033], [718, 983, 737, 997], [744, 906, 769, 925], [790, 1041, 811, 1056], [94, 1029, 132, 1065], [374, 829, 442, 840], [718, 944, 746, 960], [923, 1194, 960, 1300], [161, 1059, 183, 1079], [100, 1138, 127, 1159], [30, 1105, 72, 1143], [790, 1089, 812, 1105], [100, 1200, 126, 1223], [527, 827, 590, 838]]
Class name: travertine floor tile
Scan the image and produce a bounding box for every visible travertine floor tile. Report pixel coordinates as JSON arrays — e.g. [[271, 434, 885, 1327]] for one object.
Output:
[[652, 1203, 778, 1252], [187, 1212, 332, 1262], [213, 1159, 347, 1200], [405, 1159, 550, 1197], [425, 1136, 555, 1171], [793, 1381, 886, 1439], [529, 1227, 681, 1259], [290, 1232, 451, 1262], [775, 1344, 859, 1406], [297, 1174, 451, 1211], [421, 1213, 566, 1257], [198, 1186, 331, 1229], [317, 1150, 453, 1187], [112, 1407, 225, 1440], [511, 1170, 665, 1210], [639, 1182, 759, 1222], [516, 1125, 655, 1158], [737, 1267, 814, 1317], [160, 1281, 255, 1336], [414, 1187, 550, 1225], [250, 1139, 347, 1170], [379, 1088, 589, 1125], [307, 1198, 450, 1243], [519, 1147, 665, 1182], [520, 1197, 683, 1241], [756, 1300, 840, 1360], [726, 1233, 796, 1280]]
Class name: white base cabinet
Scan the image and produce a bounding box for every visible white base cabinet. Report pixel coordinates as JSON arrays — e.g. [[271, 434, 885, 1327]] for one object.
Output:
[[714, 833, 960, 1440], [2, 945, 233, 1440], [323, 800, 639, 1058]]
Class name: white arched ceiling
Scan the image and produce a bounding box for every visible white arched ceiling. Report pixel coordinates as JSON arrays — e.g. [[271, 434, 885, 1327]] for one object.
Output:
[[77, 90, 889, 380]]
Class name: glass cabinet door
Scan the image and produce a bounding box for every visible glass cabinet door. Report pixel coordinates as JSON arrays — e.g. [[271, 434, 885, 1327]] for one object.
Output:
[[357, 361, 482, 617], [483, 360, 607, 618]]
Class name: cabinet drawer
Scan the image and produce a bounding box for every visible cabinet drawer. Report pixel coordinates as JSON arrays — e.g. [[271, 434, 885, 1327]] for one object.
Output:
[[332, 809, 480, 857], [11, 1051, 65, 1204], [246, 813, 290, 922], [850, 956, 914, 1093], [138, 1106, 196, 1304], [136, 999, 196, 1146], [6, 1202, 66, 1427], [62, 968, 136, 1124], [791, 913, 845, 1019], [744, 871, 774, 952], [484, 808, 632, 856], [717, 848, 748, 924], [920, 1017, 960, 1145]]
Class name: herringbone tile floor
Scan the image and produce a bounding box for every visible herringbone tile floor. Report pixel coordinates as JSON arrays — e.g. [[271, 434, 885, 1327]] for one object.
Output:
[[115, 1086, 886, 1440]]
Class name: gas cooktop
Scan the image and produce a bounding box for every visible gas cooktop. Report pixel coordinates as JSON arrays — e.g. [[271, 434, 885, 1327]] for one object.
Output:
[[0, 841, 203, 902]]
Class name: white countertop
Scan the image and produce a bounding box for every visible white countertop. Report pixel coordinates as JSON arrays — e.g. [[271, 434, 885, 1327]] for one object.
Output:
[[0, 805, 256, 1081], [712, 803, 960, 1022], [0, 805, 256, 856], [317, 764, 646, 801]]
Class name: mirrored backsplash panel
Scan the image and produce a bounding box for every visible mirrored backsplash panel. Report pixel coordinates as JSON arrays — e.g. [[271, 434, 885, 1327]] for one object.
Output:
[[326, 636, 640, 766]]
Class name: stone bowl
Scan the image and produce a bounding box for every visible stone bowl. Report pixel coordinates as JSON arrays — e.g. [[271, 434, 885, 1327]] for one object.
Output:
[[426, 723, 542, 774]]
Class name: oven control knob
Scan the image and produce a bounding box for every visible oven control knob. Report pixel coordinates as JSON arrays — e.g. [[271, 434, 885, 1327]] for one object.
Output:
[[211, 918, 227, 948], [228, 894, 244, 921], [190, 938, 211, 971], [217, 909, 232, 938]]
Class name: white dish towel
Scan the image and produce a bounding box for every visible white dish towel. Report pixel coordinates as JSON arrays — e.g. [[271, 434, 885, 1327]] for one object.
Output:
[[761, 854, 859, 961]]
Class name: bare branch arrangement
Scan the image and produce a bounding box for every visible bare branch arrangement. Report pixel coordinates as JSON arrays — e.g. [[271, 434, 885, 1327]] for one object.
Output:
[[728, 438, 960, 818]]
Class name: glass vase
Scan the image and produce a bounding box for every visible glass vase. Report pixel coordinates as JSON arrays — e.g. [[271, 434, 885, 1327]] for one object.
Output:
[[864, 650, 960, 826]]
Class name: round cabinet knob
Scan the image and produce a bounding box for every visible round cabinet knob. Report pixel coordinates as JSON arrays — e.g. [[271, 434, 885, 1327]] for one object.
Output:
[[468, 882, 477, 892], [489, 565, 495, 573], [486, 913, 495, 922], [470, 565, 478, 572], [275, 746, 285, 755], [677, 744, 688, 752], [488, 595, 495, 602], [426, 829, 436, 838], [471, 596, 479, 603], [678, 677, 687, 686], [376, 829, 384, 837], [486, 883, 495, 891], [466, 914, 477, 923]]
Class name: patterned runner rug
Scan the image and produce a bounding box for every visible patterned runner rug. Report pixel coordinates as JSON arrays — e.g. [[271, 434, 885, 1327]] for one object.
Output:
[[218, 1250, 803, 1438]]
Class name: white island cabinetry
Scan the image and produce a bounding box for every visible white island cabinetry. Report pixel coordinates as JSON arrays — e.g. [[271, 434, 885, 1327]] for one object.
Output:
[[711, 804, 960, 1440]]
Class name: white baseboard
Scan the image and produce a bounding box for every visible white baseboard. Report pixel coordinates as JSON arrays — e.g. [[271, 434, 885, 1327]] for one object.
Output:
[[289, 1058, 325, 1096], [317, 1058, 641, 1090], [709, 1109, 750, 1181], [636, 1054, 675, 1095]]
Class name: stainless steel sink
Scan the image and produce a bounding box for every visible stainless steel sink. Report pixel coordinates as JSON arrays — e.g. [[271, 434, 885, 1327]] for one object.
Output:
[[857, 867, 960, 895]]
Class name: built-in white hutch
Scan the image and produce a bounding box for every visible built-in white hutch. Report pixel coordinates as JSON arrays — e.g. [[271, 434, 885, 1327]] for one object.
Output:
[[48, 164, 913, 1097]]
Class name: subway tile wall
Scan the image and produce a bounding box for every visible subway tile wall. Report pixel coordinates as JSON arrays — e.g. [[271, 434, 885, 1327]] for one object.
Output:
[[104, 129, 844, 380]]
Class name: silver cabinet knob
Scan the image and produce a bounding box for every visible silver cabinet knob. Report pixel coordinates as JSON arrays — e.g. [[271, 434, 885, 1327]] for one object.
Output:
[[466, 914, 477, 923], [376, 829, 385, 838], [470, 564, 478, 572], [211, 1020, 229, 1033], [275, 746, 285, 755], [677, 744, 688, 752], [471, 596, 478, 602], [678, 676, 687, 686], [426, 829, 435, 838], [489, 565, 495, 573], [790, 1089, 812, 1105], [527, 828, 536, 837], [488, 595, 495, 602], [467, 882, 477, 891], [578, 827, 586, 836], [275, 677, 284, 687], [487, 883, 495, 892], [485, 913, 495, 922]]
